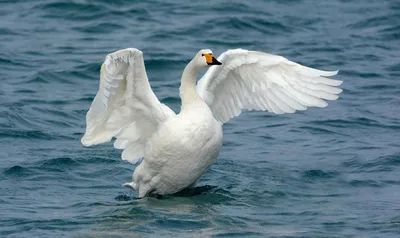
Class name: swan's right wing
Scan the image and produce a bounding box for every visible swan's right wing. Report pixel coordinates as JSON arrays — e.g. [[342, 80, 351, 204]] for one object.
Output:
[[81, 48, 175, 163]]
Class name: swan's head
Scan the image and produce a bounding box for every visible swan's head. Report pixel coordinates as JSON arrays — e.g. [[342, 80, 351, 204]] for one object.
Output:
[[194, 49, 222, 68]]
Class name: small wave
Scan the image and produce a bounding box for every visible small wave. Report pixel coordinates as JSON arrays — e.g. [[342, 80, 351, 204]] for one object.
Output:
[[3, 104, 79, 135], [3, 165, 37, 177], [146, 15, 292, 44], [74, 62, 100, 73], [41, 157, 79, 167], [212, 2, 263, 14], [0, 128, 55, 140], [21, 64, 99, 87], [347, 14, 394, 29], [299, 125, 344, 135], [0, 27, 22, 36], [78, 156, 121, 165], [342, 153, 400, 173], [72, 22, 125, 34], [0, 56, 29, 68], [308, 118, 400, 130], [18, 99, 68, 106], [340, 69, 382, 79], [386, 62, 400, 76], [209, 16, 293, 35], [34, 1, 102, 12], [302, 169, 339, 180], [260, 190, 287, 199], [75, 167, 131, 180], [54, 64, 100, 84], [151, 218, 211, 233], [379, 24, 400, 39], [27, 106, 80, 128], [347, 179, 381, 188], [360, 84, 395, 90], [308, 46, 344, 53], [32, 1, 106, 21], [13, 89, 36, 94]]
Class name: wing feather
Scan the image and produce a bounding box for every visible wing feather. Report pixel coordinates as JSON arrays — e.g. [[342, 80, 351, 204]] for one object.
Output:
[[82, 48, 175, 163], [197, 49, 342, 124]]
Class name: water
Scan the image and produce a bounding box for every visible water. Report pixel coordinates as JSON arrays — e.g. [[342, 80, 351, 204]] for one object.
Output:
[[1, 0, 399, 237]]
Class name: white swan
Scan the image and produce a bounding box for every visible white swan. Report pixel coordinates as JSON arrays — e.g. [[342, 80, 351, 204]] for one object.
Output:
[[81, 48, 342, 198]]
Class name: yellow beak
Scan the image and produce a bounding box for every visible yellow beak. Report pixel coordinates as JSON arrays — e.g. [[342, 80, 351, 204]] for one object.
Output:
[[204, 54, 222, 65]]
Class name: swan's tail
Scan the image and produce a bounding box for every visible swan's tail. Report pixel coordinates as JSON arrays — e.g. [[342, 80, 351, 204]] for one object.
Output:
[[123, 182, 136, 190]]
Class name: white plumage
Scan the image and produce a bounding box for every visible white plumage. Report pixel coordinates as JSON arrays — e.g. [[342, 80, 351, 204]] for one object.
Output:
[[197, 49, 342, 123], [81, 48, 342, 198]]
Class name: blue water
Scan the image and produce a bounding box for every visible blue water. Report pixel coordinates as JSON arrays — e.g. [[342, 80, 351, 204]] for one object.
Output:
[[1, 0, 399, 237]]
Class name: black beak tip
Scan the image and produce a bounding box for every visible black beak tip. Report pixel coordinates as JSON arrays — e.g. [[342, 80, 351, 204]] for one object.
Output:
[[209, 57, 222, 65]]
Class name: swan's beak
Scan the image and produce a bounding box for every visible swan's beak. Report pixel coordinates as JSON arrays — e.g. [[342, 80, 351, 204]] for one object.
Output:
[[205, 54, 222, 65]]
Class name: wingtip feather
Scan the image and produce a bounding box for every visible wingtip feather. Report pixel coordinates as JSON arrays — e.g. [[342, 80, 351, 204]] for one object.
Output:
[[81, 137, 92, 147]]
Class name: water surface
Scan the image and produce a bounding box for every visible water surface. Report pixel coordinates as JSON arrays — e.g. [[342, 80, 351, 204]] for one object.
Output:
[[1, 0, 399, 237]]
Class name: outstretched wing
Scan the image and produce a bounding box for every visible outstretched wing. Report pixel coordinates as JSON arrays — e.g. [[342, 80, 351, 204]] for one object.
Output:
[[81, 48, 175, 163], [197, 49, 342, 124]]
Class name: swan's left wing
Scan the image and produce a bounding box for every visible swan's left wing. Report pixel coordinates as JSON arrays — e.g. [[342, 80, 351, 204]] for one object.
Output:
[[82, 48, 175, 163], [197, 49, 342, 124]]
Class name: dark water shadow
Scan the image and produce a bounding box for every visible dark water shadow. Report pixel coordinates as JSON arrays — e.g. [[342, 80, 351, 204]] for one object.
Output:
[[166, 185, 217, 197], [114, 185, 218, 201]]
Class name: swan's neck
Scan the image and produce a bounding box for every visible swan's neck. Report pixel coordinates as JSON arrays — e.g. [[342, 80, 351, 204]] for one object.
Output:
[[179, 59, 202, 106]]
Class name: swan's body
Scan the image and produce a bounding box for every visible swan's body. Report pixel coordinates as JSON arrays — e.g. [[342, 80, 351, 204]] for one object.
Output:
[[81, 48, 342, 198], [132, 101, 222, 197]]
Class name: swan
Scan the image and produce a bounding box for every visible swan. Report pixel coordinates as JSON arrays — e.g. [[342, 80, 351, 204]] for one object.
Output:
[[81, 48, 342, 198]]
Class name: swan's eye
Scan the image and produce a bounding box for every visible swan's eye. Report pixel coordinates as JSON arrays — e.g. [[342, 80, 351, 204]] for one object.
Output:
[[201, 54, 204, 56]]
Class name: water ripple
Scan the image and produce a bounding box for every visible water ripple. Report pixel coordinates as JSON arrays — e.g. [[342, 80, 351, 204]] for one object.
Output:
[[1, 0, 400, 237], [3, 165, 37, 178]]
